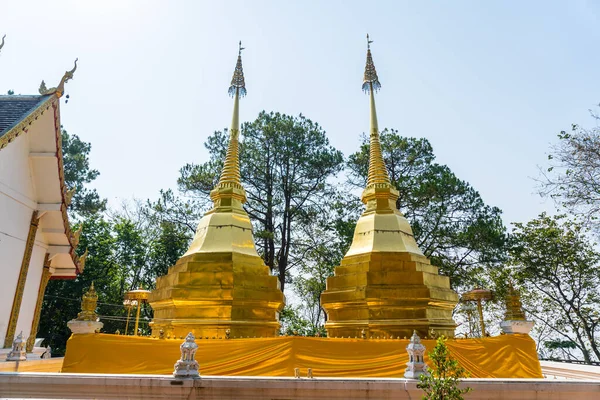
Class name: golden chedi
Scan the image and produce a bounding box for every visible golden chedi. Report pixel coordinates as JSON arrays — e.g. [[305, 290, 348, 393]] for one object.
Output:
[[321, 36, 458, 338], [149, 42, 285, 338]]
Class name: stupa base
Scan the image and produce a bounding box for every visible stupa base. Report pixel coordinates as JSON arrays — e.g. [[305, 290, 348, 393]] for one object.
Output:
[[62, 333, 542, 378]]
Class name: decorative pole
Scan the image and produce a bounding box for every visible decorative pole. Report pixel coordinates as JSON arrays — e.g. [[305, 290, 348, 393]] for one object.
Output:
[[461, 288, 493, 337], [124, 288, 151, 336], [123, 302, 133, 335]]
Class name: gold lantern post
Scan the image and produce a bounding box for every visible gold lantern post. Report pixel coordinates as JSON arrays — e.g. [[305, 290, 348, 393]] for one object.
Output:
[[461, 288, 493, 337], [124, 288, 151, 336], [123, 299, 133, 335]]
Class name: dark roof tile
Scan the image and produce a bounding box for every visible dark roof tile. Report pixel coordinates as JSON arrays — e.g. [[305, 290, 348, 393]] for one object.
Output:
[[0, 95, 49, 136]]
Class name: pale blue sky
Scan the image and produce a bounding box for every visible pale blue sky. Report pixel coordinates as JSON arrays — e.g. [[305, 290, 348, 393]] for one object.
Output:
[[1, 1, 599, 227]]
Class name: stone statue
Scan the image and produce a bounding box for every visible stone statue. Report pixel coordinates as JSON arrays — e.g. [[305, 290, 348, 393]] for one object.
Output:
[[404, 330, 429, 379], [6, 331, 27, 361], [173, 332, 200, 378], [41, 345, 52, 359]]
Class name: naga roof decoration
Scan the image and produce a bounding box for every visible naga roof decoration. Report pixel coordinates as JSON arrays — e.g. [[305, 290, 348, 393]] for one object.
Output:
[[39, 58, 78, 98]]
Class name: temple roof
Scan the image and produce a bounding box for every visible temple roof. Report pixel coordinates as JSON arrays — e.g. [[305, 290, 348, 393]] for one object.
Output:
[[0, 93, 85, 278], [0, 95, 50, 136]]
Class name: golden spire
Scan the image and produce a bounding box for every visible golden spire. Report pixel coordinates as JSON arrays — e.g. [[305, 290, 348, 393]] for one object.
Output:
[[0, 35, 6, 54], [210, 42, 246, 204], [362, 35, 391, 194]]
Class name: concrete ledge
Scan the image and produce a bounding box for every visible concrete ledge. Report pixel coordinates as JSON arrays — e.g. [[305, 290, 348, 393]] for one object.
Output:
[[541, 360, 600, 380], [1, 373, 599, 399]]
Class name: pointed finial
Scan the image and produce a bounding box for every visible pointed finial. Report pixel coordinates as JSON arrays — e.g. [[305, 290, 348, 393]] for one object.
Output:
[[229, 41, 246, 97], [362, 34, 381, 93], [0, 35, 6, 54]]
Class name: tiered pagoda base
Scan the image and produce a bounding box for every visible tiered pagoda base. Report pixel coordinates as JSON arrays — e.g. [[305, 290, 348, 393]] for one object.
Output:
[[322, 251, 459, 339], [149, 251, 284, 339]]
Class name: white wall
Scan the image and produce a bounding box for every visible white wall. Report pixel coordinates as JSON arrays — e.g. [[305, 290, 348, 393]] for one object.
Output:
[[15, 241, 47, 341], [0, 134, 38, 345], [0, 126, 50, 346]]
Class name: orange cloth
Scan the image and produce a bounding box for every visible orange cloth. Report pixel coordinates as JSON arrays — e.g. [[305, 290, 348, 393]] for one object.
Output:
[[62, 334, 542, 378]]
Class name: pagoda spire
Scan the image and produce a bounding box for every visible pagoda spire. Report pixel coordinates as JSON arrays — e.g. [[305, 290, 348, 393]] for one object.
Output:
[[362, 34, 391, 193], [149, 40, 284, 339], [211, 42, 246, 204], [321, 35, 458, 339]]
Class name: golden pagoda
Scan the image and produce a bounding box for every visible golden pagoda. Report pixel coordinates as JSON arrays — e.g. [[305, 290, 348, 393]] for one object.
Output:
[[149, 42, 285, 338], [320, 35, 458, 338]]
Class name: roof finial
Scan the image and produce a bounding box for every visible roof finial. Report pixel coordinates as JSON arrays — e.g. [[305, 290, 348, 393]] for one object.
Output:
[[362, 34, 381, 94], [39, 58, 78, 98], [228, 41, 246, 98], [362, 35, 390, 190], [0, 35, 6, 54], [214, 42, 247, 194]]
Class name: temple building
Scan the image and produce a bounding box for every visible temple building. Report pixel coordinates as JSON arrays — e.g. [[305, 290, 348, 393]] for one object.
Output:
[[149, 43, 285, 338], [0, 45, 85, 357], [321, 36, 459, 338]]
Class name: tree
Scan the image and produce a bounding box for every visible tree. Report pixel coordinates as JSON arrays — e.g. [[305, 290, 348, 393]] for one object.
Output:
[[291, 194, 358, 329], [509, 213, 600, 363], [539, 106, 600, 231], [179, 111, 344, 292], [418, 336, 472, 400], [279, 306, 324, 337], [347, 130, 507, 289], [61, 129, 106, 217], [40, 131, 190, 354]]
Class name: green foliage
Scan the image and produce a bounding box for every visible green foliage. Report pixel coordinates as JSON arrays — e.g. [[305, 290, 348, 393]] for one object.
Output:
[[418, 337, 472, 400], [61, 129, 106, 217], [279, 306, 326, 337], [347, 130, 507, 289], [509, 213, 600, 362], [178, 111, 344, 292], [39, 132, 190, 355]]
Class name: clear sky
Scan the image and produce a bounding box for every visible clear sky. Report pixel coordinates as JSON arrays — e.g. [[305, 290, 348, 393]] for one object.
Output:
[[1, 1, 599, 228]]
